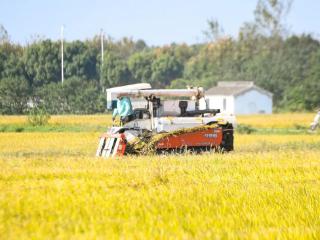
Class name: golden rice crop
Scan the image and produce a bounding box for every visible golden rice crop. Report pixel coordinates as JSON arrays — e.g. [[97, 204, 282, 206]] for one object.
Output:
[[1, 151, 319, 239], [0, 114, 112, 126], [1, 132, 319, 157], [0, 132, 99, 157], [235, 134, 320, 147], [49, 114, 112, 126], [0, 113, 316, 129], [0, 130, 320, 239], [0, 115, 27, 124], [237, 113, 315, 128]]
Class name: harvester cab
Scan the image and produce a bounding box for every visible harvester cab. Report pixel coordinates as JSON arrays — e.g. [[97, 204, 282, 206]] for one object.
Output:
[[96, 84, 236, 158]]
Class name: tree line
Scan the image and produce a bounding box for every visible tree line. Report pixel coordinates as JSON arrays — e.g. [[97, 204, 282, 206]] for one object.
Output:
[[0, 0, 319, 114]]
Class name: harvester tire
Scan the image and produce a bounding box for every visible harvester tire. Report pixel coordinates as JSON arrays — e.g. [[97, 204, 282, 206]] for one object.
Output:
[[220, 123, 234, 152]]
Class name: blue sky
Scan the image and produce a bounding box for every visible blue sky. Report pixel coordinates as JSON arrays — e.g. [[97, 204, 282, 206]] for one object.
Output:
[[1, 0, 319, 45]]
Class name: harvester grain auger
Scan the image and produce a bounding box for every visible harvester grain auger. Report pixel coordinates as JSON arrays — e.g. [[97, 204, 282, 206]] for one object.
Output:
[[96, 84, 236, 158]]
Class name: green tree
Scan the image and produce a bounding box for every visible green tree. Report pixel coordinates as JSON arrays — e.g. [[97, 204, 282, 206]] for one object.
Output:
[[35, 83, 66, 114], [151, 54, 183, 88], [23, 40, 60, 87], [62, 77, 106, 114], [283, 46, 320, 111], [0, 24, 9, 44], [254, 0, 293, 37], [169, 43, 196, 64], [128, 51, 154, 83], [103, 37, 148, 60], [102, 53, 133, 88], [1, 44, 25, 79], [203, 19, 224, 42], [184, 38, 236, 88], [0, 77, 30, 114], [169, 78, 192, 89], [303, 49, 320, 110], [36, 78, 106, 114], [64, 40, 99, 81]]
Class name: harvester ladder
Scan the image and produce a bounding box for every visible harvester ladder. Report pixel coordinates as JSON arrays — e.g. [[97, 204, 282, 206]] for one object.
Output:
[[96, 134, 125, 158], [96, 137, 106, 157], [102, 137, 116, 157]]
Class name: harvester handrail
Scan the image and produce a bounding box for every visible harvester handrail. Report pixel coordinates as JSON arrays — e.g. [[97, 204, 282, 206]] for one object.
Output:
[[114, 88, 204, 99]]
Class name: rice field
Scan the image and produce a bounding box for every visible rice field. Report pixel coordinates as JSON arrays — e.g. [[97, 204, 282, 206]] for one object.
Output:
[[237, 113, 315, 128], [0, 114, 112, 126], [0, 114, 320, 239], [0, 112, 315, 129]]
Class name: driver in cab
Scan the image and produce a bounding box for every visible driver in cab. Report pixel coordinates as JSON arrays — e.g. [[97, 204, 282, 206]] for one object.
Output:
[[112, 96, 134, 125]]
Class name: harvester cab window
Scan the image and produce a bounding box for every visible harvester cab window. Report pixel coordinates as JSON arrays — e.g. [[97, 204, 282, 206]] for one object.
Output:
[[111, 100, 117, 110], [133, 108, 151, 120], [223, 98, 227, 111], [179, 101, 188, 115]]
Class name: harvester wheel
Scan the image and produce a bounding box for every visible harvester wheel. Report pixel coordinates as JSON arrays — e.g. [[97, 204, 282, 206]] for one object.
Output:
[[220, 123, 234, 152]]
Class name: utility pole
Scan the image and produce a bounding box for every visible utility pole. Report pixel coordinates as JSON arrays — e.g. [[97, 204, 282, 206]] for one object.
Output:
[[100, 28, 104, 91], [61, 25, 64, 84]]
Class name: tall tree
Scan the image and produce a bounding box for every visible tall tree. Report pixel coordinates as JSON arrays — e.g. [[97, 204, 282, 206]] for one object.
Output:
[[101, 53, 133, 88], [0, 43, 23, 79], [64, 40, 99, 81], [0, 43, 25, 79], [254, 0, 293, 37], [151, 54, 183, 88], [0, 77, 30, 114], [203, 19, 225, 42], [128, 51, 154, 83], [23, 40, 60, 87], [0, 24, 9, 44]]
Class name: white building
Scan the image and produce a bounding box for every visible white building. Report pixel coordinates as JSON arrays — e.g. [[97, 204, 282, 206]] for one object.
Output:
[[201, 81, 273, 115]]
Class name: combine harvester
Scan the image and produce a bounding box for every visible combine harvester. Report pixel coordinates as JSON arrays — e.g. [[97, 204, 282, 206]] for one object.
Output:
[[96, 84, 236, 158]]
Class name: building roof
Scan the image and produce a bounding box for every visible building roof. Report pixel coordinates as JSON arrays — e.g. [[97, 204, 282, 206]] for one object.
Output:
[[206, 81, 273, 97]]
